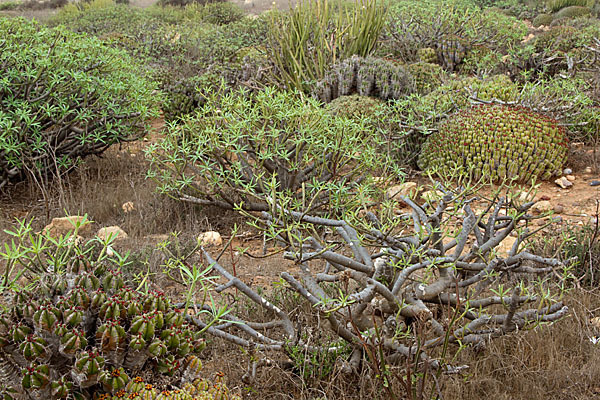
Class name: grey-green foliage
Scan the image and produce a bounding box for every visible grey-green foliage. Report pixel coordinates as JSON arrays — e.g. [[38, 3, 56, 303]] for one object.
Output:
[[533, 13, 554, 26], [313, 55, 415, 103], [547, 0, 589, 12], [145, 87, 403, 215], [554, 5, 591, 18], [0, 17, 157, 190], [382, 0, 527, 63]]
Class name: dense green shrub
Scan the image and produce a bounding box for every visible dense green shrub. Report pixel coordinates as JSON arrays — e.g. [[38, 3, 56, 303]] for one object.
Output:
[[268, 0, 387, 93], [157, 0, 223, 8], [407, 61, 447, 94], [382, 0, 526, 65], [196, 2, 245, 25], [418, 105, 568, 181], [533, 13, 554, 26], [146, 87, 402, 214], [554, 5, 591, 18], [0, 17, 156, 190], [547, 0, 588, 12], [325, 94, 385, 120], [313, 55, 415, 102], [51, 2, 270, 121]]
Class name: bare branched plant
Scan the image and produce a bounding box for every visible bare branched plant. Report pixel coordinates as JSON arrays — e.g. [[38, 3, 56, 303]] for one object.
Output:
[[187, 184, 573, 397]]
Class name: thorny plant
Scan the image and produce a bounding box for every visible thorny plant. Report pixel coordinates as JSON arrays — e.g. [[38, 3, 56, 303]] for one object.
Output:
[[191, 183, 574, 397]]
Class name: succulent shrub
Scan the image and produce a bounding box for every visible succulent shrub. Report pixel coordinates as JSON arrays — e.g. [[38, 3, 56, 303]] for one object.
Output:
[[407, 62, 446, 95], [416, 47, 438, 63], [554, 5, 592, 18], [382, 0, 526, 64], [96, 375, 240, 399], [547, 0, 589, 12], [0, 223, 210, 399], [313, 55, 415, 103], [157, 0, 223, 7], [325, 95, 385, 120], [51, 2, 270, 122], [146, 87, 403, 214], [196, 2, 245, 25], [533, 13, 554, 26], [268, 0, 387, 93], [418, 105, 568, 182], [0, 17, 157, 190]]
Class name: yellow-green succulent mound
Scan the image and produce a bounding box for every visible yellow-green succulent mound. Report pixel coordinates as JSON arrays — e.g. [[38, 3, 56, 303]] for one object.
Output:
[[418, 105, 569, 182]]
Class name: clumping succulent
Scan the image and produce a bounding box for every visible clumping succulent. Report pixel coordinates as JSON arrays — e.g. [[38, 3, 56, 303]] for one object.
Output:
[[533, 13, 554, 27], [95, 375, 241, 400], [325, 95, 385, 120], [548, 0, 588, 12], [554, 5, 592, 18], [0, 252, 207, 399], [313, 55, 415, 103], [407, 62, 446, 95], [416, 47, 438, 64], [435, 34, 470, 71], [418, 105, 568, 182]]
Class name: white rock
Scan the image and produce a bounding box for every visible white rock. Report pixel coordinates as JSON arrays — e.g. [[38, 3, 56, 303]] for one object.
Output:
[[585, 167, 592, 174], [386, 182, 417, 200], [43, 216, 91, 237], [563, 168, 573, 175], [531, 200, 552, 214], [554, 177, 573, 189], [515, 190, 534, 203], [198, 231, 222, 247], [421, 190, 445, 203], [122, 201, 135, 213], [97, 226, 128, 241], [496, 236, 517, 258]]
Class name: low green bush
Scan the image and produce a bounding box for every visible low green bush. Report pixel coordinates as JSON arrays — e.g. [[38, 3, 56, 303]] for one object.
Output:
[[51, 1, 270, 121], [533, 13, 554, 26], [547, 0, 588, 12], [554, 5, 591, 18], [0, 17, 157, 190], [146, 87, 403, 214], [382, 0, 527, 65]]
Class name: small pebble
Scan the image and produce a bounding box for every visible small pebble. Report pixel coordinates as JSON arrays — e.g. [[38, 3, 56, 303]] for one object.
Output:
[[590, 180, 600, 187], [553, 204, 564, 214], [566, 175, 575, 182], [585, 167, 593, 174], [563, 168, 573, 175]]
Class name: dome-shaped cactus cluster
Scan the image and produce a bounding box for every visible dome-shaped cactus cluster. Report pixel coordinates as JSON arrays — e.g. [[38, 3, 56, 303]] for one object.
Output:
[[0, 257, 206, 399], [418, 105, 568, 182], [313, 55, 415, 103]]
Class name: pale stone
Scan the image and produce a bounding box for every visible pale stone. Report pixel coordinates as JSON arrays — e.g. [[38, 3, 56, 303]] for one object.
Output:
[[421, 190, 445, 203], [198, 231, 222, 247], [43, 216, 91, 237], [585, 167, 592, 174], [531, 201, 552, 214], [122, 201, 135, 213], [554, 177, 573, 189], [386, 182, 417, 200], [97, 226, 128, 241], [566, 175, 575, 182], [591, 317, 600, 330], [515, 190, 534, 203], [496, 236, 517, 258]]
